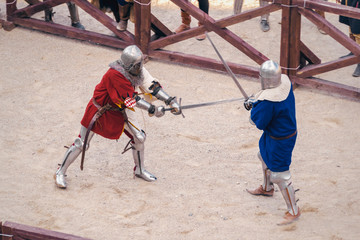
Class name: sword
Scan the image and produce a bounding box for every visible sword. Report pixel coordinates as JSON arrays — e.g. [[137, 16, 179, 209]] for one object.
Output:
[[164, 97, 245, 111], [205, 32, 249, 100]]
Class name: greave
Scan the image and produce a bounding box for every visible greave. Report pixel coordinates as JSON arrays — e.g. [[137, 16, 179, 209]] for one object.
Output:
[[67, 2, 80, 24], [132, 142, 157, 182], [56, 144, 81, 176], [258, 152, 274, 191], [270, 171, 299, 216], [55, 126, 93, 188]]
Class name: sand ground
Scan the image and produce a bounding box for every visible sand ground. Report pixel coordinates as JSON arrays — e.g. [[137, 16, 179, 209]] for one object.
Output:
[[1, 1, 360, 239]]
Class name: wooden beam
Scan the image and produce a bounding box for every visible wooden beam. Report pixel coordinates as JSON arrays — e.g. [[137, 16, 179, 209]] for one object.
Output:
[[297, 55, 360, 77], [0, 19, 16, 31], [2, 221, 91, 240], [294, 0, 360, 20], [12, 0, 69, 18], [298, 7, 360, 56], [291, 75, 360, 101], [73, 0, 134, 42], [300, 41, 321, 65], [216, 4, 281, 28], [171, 0, 268, 65], [9, 17, 130, 49], [149, 49, 259, 78], [150, 14, 173, 37]]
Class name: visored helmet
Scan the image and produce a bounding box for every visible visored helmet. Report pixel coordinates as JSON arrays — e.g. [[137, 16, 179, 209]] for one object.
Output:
[[260, 60, 281, 90], [121, 45, 144, 76]]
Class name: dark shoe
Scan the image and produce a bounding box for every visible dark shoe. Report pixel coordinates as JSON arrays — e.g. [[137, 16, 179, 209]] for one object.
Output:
[[277, 209, 301, 225], [72, 22, 85, 30], [260, 20, 270, 32], [353, 64, 360, 77], [246, 185, 274, 197], [340, 52, 354, 58]]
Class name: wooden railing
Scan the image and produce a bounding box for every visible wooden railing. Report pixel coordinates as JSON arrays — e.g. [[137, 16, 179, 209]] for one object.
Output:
[[4, 0, 360, 100]]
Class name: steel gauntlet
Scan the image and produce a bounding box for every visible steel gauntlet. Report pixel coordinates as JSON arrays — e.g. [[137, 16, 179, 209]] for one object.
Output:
[[135, 95, 165, 117], [149, 81, 181, 115]]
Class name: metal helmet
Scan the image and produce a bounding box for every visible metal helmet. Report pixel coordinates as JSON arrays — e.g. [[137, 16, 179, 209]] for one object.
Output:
[[259, 60, 282, 90], [121, 45, 144, 76]]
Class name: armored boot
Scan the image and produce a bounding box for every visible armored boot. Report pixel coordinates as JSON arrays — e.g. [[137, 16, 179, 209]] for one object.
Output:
[[196, 22, 206, 41], [174, 10, 191, 34], [247, 152, 274, 196], [132, 141, 157, 182], [270, 171, 300, 225], [67, 2, 85, 30], [55, 126, 93, 188], [353, 64, 360, 77], [117, 3, 131, 31]]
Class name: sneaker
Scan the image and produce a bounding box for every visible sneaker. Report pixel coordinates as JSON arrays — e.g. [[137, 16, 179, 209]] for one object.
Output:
[[71, 22, 85, 30], [246, 185, 274, 197], [353, 64, 360, 77], [117, 20, 128, 32], [260, 20, 270, 32], [340, 52, 354, 58]]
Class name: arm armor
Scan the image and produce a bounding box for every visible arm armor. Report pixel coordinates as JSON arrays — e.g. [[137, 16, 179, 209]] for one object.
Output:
[[135, 95, 164, 117], [149, 81, 181, 115], [149, 81, 174, 105]]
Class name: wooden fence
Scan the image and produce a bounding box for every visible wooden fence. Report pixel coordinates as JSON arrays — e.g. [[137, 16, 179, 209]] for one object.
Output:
[[0, 221, 90, 240], [4, 0, 360, 100]]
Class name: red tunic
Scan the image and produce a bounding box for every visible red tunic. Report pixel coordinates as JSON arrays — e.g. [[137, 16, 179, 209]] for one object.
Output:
[[80, 68, 135, 139]]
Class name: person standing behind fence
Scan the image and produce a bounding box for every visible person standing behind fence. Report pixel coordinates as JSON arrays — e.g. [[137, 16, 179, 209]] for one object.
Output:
[[117, 0, 134, 31], [174, 0, 209, 41], [233, 0, 270, 32], [339, 0, 360, 77], [44, 1, 85, 29]]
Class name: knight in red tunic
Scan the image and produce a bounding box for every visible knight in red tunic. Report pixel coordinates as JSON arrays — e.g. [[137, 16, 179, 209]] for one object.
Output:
[[55, 45, 181, 189]]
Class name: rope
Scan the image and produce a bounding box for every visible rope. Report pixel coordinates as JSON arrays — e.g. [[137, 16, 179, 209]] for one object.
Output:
[[133, 0, 151, 6], [6, 0, 17, 5], [281, 65, 301, 70], [0, 233, 14, 237]]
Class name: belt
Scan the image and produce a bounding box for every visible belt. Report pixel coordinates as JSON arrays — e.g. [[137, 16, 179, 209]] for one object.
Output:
[[270, 130, 297, 140]]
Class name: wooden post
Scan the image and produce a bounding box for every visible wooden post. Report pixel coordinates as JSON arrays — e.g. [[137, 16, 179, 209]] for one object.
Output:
[[280, 0, 291, 75], [280, 0, 301, 82], [134, 0, 151, 55], [288, 0, 301, 77], [6, 0, 17, 17]]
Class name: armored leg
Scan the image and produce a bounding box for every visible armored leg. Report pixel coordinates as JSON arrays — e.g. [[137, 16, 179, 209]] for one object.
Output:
[[124, 115, 157, 182], [270, 170, 301, 225], [55, 126, 94, 188], [246, 152, 274, 196], [67, 2, 85, 29]]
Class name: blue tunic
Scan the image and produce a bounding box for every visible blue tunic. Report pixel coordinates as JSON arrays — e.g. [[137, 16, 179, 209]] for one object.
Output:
[[250, 86, 297, 172]]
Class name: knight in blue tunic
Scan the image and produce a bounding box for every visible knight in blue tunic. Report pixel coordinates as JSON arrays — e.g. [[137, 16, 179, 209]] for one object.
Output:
[[244, 60, 300, 225]]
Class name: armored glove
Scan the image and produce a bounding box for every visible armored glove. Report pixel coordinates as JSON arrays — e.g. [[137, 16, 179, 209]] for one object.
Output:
[[169, 98, 181, 115], [152, 105, 165, 118], [244, 98, 256, 111]]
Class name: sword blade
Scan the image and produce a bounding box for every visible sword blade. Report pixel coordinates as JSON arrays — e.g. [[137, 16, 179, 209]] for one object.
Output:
[[164, 97, 245, 111], [205, 32, 249, 100]]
